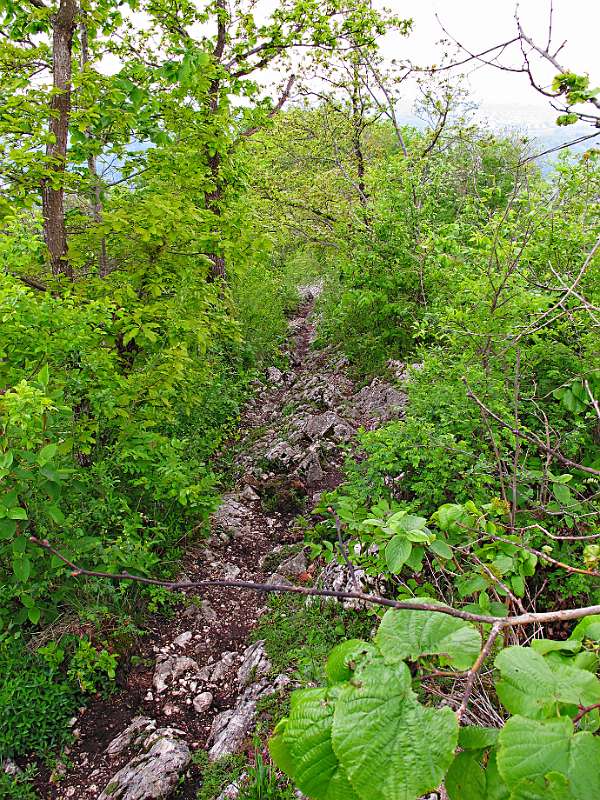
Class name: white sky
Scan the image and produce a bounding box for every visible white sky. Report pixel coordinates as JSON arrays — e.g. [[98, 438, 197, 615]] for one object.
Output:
[[100, 0, 599, 129], [385, 0, 600, 124]]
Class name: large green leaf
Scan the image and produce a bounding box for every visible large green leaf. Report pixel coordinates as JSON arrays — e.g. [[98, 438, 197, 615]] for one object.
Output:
[[282, 687, 359, 800], [375, 605, 482, 670], [497, 715, 600, 799], [485, 752, 510, 800], [494, 646, 600, 718], [269, 719, 296, 778], [331, 659, 458, 800], [530, 639, 581, 656], [445, 751, 486, 800], [325, 640, 376, 685], [458, 725, 500, 750], [385, 535, 412, 573], [570, 615, 600, 642]]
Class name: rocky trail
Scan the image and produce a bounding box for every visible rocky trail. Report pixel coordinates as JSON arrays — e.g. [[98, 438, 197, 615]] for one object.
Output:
[[43, 286, 407, 800]]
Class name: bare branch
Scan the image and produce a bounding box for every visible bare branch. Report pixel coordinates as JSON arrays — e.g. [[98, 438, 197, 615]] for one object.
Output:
[[29, 536, 600, 629], [456, 622, 503, 722], [463, 379, 600, 477]]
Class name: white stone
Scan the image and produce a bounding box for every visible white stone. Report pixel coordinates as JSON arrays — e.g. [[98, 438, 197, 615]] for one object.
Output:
[[193, 691, 214, 713], [172, 631, 192, 649], [99, 728, 190, 800]]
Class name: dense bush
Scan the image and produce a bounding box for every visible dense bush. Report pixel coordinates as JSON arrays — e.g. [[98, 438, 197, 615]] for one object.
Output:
[[0, 636, 78, 759]]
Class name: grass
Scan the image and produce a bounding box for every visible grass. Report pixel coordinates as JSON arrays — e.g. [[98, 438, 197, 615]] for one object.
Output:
[[192, 752, 247, 800], [252, 593, 373, 683], [0, 767, 40, 800]]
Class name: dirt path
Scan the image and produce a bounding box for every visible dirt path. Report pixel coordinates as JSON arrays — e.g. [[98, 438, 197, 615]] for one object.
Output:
[[42, 286, 405, 800]]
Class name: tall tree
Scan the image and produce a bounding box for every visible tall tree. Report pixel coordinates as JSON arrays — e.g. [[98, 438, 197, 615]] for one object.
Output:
[[42, 0, 78, 276]]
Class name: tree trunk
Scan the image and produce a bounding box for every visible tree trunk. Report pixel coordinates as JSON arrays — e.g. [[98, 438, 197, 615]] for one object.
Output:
[[42, 0, 77, 277], [205, 0, 227, 282], [80, 21, 109, 277]]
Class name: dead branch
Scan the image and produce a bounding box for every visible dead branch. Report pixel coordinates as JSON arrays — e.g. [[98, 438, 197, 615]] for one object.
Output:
[[29, 535, 600, 629]]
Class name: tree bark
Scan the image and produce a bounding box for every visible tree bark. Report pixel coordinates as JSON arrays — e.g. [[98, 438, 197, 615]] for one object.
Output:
[[42, 0, 78, 277], [205, 0, 227, 282], [80, 20, 109, 277]]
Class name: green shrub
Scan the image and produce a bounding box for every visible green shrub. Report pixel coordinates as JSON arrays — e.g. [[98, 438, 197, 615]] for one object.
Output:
[[0, 636, 78, 759]]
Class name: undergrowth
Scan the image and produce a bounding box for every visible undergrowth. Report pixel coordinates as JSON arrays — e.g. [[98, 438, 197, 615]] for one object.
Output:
[[253, 594, 373, 683]]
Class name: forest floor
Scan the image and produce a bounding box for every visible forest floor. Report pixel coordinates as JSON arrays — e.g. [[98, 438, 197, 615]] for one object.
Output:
[[39, 287, 407, 800]]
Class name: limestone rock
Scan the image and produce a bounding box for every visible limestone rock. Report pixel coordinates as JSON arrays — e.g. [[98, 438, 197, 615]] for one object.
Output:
[[208, 651, 238, 684], [313, 560, 368, 610], [193, 691, 213, 713], [304, 411, 354, 442], [297, 451, 324, 485], [208, 674, 289, 761], [267, 573, 294, 587], [236, 641, 271, 689], [216, 774, 247, 800], [222, 563, 241, 580], [99, 728, 190, 800], [153, 655, 200, 694], [106, 717, 156, 757], [182, 600, 217, 623], [208, 702, 257, 761], [172, 631, 192, 649], [266, 367, 284, 385], [240, 485, 260, 502], [278, 550, 307, 578], [263, 440, 300, 469], [297, 282, 323, 301], [212, 495, 250, 537], [2, 758, 22, 777], [349, 378, 406, 427]]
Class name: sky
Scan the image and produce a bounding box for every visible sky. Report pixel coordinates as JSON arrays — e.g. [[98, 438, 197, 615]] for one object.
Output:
[[99, 0, 600, 134], [384, 0, 600, 128]]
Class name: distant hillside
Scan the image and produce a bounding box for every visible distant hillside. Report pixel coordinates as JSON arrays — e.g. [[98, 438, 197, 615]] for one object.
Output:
[[397, 104, 598, 173]]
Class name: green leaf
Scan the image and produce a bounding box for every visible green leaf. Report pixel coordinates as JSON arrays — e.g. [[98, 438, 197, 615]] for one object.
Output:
[[8, 506, 27, 520], [485, 751, 510, 800], [37, 443, 58, 465], [269, 719, 296, 778], [283, 687, 359, 800], [325, 640, 376, 685], [0, 518, 17, 538], [570, 615, 600, 642], [458, 725, 499, 750], [27, 606, 41, 625], [38, 363, 49, 387], [12, 536, 27, 554], [375, 605, 482, 670], [445, 751, 486, 800], [494, 646, 600, 718], [405, 545, 425, 572], [510, 575, 525, 596], [396, 514, 428, 531], [497, 716, 600, 799], [1, 490, 18, 508], [530, 639, 581, 656], [385, 536, 412, 573], [552, 483, 572, 505], [429, 539, 453, 560], [332, 658, 458, 800], [47, 505, 65, 524], [13, 556, 31, 582]]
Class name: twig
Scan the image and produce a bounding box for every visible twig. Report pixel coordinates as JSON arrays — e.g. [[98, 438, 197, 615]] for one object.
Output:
[[463, 379, 600, 477], [328, 507, 360, 593], [28, 536, 600, 628], [573, 703, 600, 725], [456, 622, 504, 722]]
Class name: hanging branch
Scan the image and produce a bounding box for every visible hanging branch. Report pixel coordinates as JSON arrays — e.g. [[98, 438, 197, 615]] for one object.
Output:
[[28, 535, 600, 629], [463, 379, 600, 477]]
